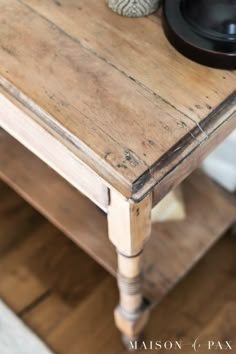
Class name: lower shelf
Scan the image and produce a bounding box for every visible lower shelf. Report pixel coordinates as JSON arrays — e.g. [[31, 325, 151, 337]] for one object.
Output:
[[0, 130, 235, 303]]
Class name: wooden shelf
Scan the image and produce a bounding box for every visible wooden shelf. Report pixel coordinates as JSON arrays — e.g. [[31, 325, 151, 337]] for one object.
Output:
[[0, 130, 235, 304]]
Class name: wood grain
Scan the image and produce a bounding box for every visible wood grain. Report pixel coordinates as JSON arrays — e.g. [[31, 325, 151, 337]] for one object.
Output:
[[0, 0, 235, 199], [151, 95, 236, 204], [0, 184, 107, 315], [108, 191, 152, 341], [0, 187, 235, 354], [0, 130, 113, 271], [0, 91, 109, 211], [0, 131, 235, 303], [21, 0, 236, 120], [108, 191, 152, 256]]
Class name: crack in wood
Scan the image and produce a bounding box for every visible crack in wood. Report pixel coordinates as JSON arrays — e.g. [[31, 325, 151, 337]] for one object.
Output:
[[132, 91, 236, 199], [18, 0, 202, 131]]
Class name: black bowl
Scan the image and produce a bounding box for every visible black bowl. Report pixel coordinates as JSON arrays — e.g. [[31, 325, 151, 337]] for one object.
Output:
[[162, 0, 236, 69]]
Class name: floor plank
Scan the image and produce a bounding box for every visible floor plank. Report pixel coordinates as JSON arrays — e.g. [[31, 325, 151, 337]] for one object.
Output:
[[0, 181, 235, 353], [0, 131, 235, 303]]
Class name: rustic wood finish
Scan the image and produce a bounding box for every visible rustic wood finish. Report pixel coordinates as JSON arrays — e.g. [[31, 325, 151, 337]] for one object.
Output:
[[108, 192, 152, 257], [0, 179, 235, 354], [108, 192, 152, 342], [0, 0, 235, 199], [0, 92, 109, 211], [0, 0, 236, 344], [0, 131, 235, 304]]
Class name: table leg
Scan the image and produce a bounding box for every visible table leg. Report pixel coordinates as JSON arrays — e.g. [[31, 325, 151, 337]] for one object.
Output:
[[108, 190, 152, 348]]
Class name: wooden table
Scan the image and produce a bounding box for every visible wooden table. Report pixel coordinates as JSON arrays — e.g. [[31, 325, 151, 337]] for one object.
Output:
[[0, 0, 235, 347]]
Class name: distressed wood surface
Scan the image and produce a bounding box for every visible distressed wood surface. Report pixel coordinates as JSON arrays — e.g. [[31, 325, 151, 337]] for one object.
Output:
[[0, 131, 235, 303], [108, 191, 152, 256], [0, 180, 236, 354], [108, 191, 152, 343], [0, 91, 109, 211], [0, 130, 112, 271], [0, 0, 235, 199]]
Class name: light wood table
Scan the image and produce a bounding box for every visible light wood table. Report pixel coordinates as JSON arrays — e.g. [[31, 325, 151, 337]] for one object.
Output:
[[0, 0, 236, 347]]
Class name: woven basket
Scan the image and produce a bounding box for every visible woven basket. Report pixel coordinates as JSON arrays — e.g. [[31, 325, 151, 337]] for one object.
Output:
[[107, 0, 161, 17]]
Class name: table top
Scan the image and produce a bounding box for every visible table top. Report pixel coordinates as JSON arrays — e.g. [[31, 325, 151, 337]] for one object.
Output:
[[0, 0, 235, 200]]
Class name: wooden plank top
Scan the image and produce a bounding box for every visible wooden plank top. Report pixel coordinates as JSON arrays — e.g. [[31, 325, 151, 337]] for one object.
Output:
[[0, 0, 235, 200]]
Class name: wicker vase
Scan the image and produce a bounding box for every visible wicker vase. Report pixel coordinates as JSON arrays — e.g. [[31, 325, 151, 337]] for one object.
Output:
[[107, 0, 161, 17]]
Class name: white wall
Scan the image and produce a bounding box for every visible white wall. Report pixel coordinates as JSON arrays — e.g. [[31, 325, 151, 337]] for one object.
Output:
[[202, 130, 236, 192]]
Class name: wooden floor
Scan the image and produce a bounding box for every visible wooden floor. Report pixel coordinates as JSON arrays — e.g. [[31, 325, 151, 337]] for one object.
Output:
[[0, 180, 236, 354]]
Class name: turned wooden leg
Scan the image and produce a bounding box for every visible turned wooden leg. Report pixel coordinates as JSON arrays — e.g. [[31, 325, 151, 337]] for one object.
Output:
[[108, 191, 152, 348], [115, 251, 150, 348]]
